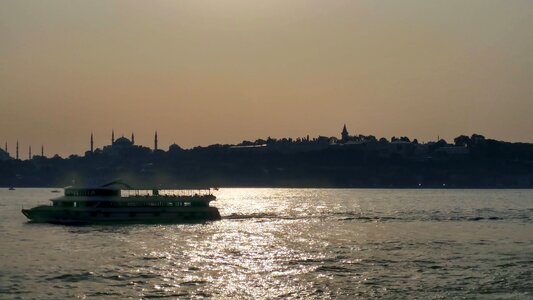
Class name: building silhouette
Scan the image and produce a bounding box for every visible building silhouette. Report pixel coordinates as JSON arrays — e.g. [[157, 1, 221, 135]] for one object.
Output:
[[92, 130, 159, 156], [341, 124, 349, 142], [0, 145, 9, 161]]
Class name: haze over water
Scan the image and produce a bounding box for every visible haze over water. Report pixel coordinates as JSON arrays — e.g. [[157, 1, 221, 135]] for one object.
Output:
[[1, 188, 532, 299]]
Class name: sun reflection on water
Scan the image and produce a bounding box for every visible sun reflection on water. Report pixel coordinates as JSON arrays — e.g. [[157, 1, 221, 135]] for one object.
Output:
[[142, 219, 328, 298], [122, 188, 344, 298], [2, 188, 532, 299]]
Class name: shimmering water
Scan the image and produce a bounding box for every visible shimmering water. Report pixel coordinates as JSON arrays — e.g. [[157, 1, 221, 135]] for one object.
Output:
[[1, 189, 532, 299]]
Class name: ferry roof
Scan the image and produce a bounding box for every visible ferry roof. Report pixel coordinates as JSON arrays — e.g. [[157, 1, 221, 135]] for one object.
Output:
[[64, 180, 214, 191]]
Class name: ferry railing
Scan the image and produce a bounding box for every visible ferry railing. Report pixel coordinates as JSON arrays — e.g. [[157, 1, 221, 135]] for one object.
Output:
[[120, 188, 214, 198]]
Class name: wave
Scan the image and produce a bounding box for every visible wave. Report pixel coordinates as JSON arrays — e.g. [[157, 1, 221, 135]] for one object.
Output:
[[46, 272, 98, 283]]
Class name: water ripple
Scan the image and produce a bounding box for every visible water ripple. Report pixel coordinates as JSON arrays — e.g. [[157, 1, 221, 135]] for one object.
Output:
[[1, 188, 532, 299]]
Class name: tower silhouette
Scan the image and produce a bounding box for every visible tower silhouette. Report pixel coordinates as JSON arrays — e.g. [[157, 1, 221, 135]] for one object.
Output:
[[4, 142, 7, 153], [154, 131, 158, 151], [90, 132, 94, 152], [341, 124, 349, 142], [131, 133, 135, 145], [41, 145, 44, 157], [112, 130, 115, 145], [16, 140, 19, 160], [29, 145, 31, 160]]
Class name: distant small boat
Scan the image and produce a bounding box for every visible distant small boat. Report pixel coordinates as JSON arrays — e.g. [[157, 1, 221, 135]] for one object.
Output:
[[8, 187, 15, 191]]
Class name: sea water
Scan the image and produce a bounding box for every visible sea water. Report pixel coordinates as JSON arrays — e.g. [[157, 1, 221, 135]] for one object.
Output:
[[0, 188, 532, 299]]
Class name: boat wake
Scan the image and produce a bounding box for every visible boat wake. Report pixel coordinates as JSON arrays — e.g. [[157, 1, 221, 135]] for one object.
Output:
[[223, 209, 532, 223]]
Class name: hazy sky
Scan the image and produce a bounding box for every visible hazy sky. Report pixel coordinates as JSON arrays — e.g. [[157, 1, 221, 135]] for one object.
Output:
[[1, 0, 532, 156]]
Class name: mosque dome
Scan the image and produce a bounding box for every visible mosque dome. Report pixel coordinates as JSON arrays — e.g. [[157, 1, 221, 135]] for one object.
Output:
[[168, 143, 182, 151], [114, 137, 133, 146]]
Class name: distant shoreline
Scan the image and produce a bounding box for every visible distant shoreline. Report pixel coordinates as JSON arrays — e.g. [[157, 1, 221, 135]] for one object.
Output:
[[3, 185, 533, 190], [2, 133, 533, 189]]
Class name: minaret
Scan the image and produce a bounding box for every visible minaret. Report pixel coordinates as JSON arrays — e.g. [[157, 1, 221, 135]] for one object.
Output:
[[90, 132, 94, 153], [29, 145, 32, 160], [154, 131, 158, 151], [41, 145, 44, 157], [4, 142, 7, 153], [131, 133, 135, 145], [112, 130, 115, 145], [16, 140, 19, 160]]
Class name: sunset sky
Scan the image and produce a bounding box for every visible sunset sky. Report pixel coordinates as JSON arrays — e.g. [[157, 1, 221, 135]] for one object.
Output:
[[1, 0, 532, 156]]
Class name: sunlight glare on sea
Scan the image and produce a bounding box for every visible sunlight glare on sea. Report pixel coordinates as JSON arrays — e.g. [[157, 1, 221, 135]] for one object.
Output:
[[0, 188, 532, 299]]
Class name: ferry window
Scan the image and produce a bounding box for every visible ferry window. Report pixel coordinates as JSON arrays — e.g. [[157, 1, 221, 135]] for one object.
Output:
[[73, 202, 77, 207], [184, 202, 191, 206]]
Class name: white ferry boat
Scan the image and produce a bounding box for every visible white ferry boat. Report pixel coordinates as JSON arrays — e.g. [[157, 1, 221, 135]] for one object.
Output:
[[21, 181, 221, 224]]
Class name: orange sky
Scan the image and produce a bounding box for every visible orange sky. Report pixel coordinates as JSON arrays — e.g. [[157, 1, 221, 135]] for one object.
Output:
[[1, 0, 532, 156]]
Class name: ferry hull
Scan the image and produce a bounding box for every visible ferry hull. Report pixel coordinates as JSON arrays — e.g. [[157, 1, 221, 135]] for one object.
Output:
[[21, 206, 221, 224]]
